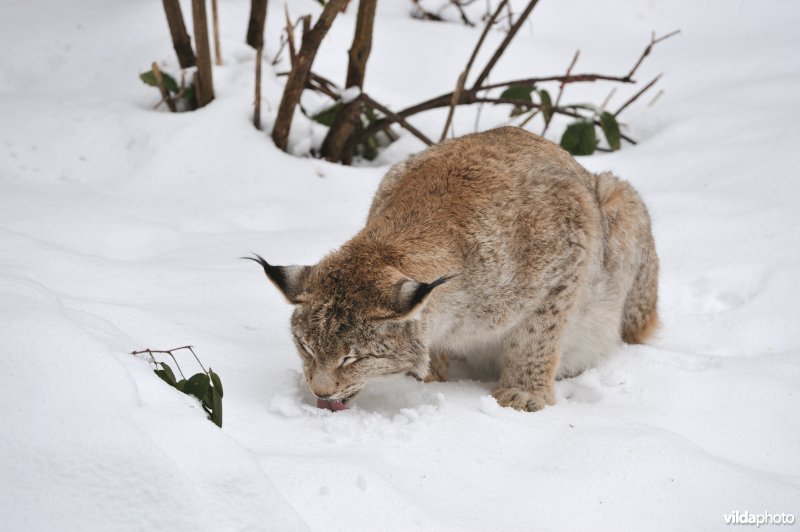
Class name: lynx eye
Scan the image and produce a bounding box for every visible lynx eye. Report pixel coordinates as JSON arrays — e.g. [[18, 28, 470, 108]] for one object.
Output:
[[339, 350, 360, 368], [298, 338, 316, 359], [339, 355, 361, 368]]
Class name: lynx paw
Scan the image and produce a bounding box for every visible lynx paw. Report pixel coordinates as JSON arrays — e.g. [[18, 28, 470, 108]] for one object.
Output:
[[492, 387, 555, 412]]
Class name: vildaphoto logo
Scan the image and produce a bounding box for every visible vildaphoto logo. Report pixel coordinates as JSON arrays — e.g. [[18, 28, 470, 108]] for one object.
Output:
[[723, 511, 796, 527]]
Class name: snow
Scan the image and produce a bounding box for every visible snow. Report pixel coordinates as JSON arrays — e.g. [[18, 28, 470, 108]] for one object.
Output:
[[1, 0, 799, 530]]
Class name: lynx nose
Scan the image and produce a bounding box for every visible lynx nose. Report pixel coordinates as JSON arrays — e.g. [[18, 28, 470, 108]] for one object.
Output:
[[309, 371, 336, 398]]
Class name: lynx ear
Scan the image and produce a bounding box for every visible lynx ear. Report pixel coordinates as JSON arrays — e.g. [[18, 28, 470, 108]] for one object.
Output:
[[389, 275, 455, 319], [243, 253, 313, 304]]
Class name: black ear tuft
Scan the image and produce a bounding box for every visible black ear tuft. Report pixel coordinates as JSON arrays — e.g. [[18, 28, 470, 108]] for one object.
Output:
[[242, 253, 312, 304], [390, 274, 456, 318]]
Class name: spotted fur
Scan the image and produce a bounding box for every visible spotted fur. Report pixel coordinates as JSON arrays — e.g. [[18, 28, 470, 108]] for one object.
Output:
[[252, 127, 658, 411]]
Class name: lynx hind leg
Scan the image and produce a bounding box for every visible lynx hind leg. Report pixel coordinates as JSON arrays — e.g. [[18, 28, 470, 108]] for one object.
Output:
[[622, 234, 659, 344], [594, 171, 659, 345]]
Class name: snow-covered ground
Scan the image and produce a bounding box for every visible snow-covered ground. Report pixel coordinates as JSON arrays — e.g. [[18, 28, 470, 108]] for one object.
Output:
[[1, 0, 799, 530]]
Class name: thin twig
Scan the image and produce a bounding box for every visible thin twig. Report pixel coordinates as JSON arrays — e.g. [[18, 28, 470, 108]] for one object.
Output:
[[151, 62, 177, 112], [542, 50, 579, 135], [131, 347, 198, 379], [186, 346, 207, 373], [347, 26, 678, 151], [165, 352, 187, 379], [474, 98, 485, 132], [270, 32, 289, 66], [600, 87, 616, 111], [272, 0, 347, 151], [361, 93, 434, 146], [625, 29, 680, 80], [471, 0, 542, 90], [614, 73, 662, 117], [449, 0, 475, 26], [411, 0, 444, 22], [284, 5, 297, 66], [254, 46, 263, 129], [517, 108, 539, 128], [504, 1, 514, 31], [440, 0, 509, 142], [211, 0, 222, 65], [648, 89, 664, 107], [469, 96, 638, 144]]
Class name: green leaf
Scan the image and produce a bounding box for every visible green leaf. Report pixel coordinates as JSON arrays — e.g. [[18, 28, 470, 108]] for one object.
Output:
[[209, 370, 223, 398], [361, 136, 378, 161], [599, 111, 621, 151], [139, 70, 179, 93], [140, 70, 158, 87], [155, 369, 176, 387], [161, 73, 179, 93], [312, 104, 340, 127], [211, 387, 223, 428], [538, 89, 553, 124], [181, 84, 195, 110], [499, 85, 534, 103], [175, 379, 186, 392], [183, 373, 210, 401], [510, 105, 527, 118], [560, 121, 598, 156], [202, 387, 214, 410], [160, 363, 176, 384]]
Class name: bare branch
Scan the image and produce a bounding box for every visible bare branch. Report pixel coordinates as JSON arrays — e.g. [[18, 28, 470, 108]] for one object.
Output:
[[254, 46, 264, 129], [361, 94, 434, 146], [272, 0, 347, 151], [246, 0, 268, 129], [246, 0, 268, 49], [648, 89, 664, 107], [411, 0, 444, 22], [614, 73, 662, 117], [475, 72, 634, 92], [191, 0, 215, 107], [600, 87, 617, 111], [449, 0, 476, 26], [440, 0, 509, 142], [284, 6, 297, 65], [321, 0, 378, 161], [625, 29, 680, 80], [348, 28, 678, 149], [161, 0, 196, 68], [542, 49, 579, 135], [471, 0, 542, 90], [211, 0, 222, 65], [151, 62, 177, 112]]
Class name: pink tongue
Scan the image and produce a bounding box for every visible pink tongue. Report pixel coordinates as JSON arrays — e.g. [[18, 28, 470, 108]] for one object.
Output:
[[316, 398, 348, 411]]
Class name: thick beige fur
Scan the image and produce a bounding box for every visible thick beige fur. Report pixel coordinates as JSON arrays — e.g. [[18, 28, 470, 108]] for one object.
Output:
[[256, 127, 658, 412]]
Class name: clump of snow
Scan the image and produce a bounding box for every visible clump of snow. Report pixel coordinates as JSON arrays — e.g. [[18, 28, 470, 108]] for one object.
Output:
[[339, 86, 362, 104], [1, 0, 799, 530]]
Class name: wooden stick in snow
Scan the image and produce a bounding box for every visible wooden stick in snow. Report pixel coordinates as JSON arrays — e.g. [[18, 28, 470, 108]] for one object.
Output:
[[191, 0, 215, 107], [161, 0, 196, 68], [211, 0, 223, 65], [272, 0, 346, 152], [246, 0, 268, 129], [152, 62, 177, 112]]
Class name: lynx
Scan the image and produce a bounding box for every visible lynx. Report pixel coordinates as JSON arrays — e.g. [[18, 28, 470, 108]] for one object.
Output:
[[248, 127, 658, 412]]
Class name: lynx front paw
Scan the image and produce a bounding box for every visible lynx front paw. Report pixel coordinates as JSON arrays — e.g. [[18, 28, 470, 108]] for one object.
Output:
[[423, 350, 449, 382], [492, 387, 555, 412]]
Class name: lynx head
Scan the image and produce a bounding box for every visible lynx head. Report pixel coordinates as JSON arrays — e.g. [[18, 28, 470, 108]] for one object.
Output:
[[246, 251, 452, 405]]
